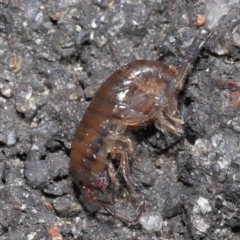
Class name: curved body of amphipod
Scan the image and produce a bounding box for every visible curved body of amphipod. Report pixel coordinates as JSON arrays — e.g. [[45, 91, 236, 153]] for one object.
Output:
[[70, 60, 187, 223], [70, 6, 231, 224]]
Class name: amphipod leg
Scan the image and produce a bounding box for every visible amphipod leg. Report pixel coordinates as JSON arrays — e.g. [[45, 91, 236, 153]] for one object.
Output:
[[105, 163, 145, 224], [163, 94, 183, 125], [102, 201, 145, 225], [106, 134, 145, 224], [155, 111, 180, 134], [86, 186, 145, 225], [163, 108, 183, 125], [85, 187, 113, 206], [110, 134, 135, 191], [106, 160, 120, 194], [119, 151, 134, 191], [110, 149, 135, 191]]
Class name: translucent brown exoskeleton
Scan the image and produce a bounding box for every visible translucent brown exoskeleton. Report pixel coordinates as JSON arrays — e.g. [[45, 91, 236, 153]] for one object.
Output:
[[70, 11, 229, 224]]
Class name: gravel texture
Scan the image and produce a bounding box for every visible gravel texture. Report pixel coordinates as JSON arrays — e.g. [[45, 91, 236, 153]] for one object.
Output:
[[0, 0, 240, 239]]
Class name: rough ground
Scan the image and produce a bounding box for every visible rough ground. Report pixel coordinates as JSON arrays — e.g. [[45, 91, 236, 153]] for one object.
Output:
[[0, 0, 240, 239]]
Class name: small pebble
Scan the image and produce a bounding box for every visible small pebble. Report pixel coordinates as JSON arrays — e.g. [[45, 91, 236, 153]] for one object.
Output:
[[1, 84, 14, 98], [139, 212, 163, 232]]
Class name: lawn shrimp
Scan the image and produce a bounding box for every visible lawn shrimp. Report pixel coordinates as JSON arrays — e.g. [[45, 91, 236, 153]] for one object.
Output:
[[70, 11, 229, 224]]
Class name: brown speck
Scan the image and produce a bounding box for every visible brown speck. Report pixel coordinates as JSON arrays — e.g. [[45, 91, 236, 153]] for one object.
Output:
[[45, 202, 54, 211], [108, 1, 114, 9], [48, 224, 63, 240], [13, 204, 21, 210], [228, 81, 240, 91], [196, 14, 206, 27], [230, 91, 240, 110], [50, 12, 63, 22], [169, 65, 178, 75], [9, 56, 22, 74], [0, 0, 8, 5], [9, 35, 17, 45], [171, 4, 177, 11]]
